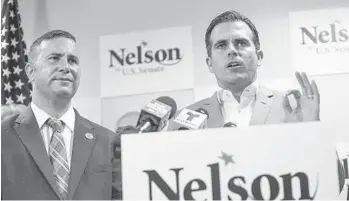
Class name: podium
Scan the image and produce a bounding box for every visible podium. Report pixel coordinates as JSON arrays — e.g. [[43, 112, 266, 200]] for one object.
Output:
[[121, 122, 348, 200]]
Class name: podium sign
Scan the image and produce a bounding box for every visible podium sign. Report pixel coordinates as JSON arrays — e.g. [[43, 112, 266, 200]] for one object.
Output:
[[122, 122, 341, 200]]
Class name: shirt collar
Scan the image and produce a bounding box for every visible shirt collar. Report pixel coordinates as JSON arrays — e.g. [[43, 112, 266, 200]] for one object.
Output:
[[31, 102, 75, 132], [217, 79, 260, 105]]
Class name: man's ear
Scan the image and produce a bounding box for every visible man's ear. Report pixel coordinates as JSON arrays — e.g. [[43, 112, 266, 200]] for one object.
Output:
[[206, 56, 213, 73], [25, 62, 36, 83], [256, 50, 264, 67]]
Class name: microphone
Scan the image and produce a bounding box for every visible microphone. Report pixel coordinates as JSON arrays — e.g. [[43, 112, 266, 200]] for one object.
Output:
[[116, 125, 139, 135], [224, 122, 237, 127], [136, 96, 177, 133], [170, 108, 208, 130], [195, 108, 209, 119]]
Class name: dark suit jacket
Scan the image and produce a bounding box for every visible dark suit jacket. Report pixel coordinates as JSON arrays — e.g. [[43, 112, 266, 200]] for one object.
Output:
[[1, 106, 121, 200], [175, 86, 286, 128]]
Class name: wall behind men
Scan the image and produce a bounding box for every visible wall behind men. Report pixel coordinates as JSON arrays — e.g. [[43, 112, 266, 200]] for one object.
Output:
[[18, 0, 349, 131]]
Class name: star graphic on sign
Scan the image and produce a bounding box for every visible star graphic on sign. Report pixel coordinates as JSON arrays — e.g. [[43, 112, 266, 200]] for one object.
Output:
[[13, 65, 22, 75], [9, 11, 15, 19], [1, 27, 8, 37], [10, 25, 17, 34], [5, 97, 14, 105], [2, 67, 11, 78], [12, 51, 20, 62], [1, 41, 9, 49], [218, 151, 235, 166], [15, 79, 24, 89], [2, 54, 10, 63], [11, 37, 18, 47], [8, 0, 14, 5], [16, 93, 26, 104], [4, 82, 13, 93]]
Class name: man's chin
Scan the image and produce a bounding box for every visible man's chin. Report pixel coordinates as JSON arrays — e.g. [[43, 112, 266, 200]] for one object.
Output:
[[54, 89, 76, 99], [226, 75, 247, 83]]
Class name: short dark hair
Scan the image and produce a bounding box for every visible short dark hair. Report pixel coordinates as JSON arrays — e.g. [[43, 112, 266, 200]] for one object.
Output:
[[205, 10, 260, 57], [29, 30, 76, 61]]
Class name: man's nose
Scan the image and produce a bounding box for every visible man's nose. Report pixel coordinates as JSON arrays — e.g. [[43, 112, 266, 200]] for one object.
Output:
[[59, 59, 71, 73], [227, 43, 238, 58]]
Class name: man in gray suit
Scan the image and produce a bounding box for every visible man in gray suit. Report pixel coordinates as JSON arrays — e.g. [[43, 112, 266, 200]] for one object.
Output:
[[1, 30, 121, 200], [183, 10, 320, 128]]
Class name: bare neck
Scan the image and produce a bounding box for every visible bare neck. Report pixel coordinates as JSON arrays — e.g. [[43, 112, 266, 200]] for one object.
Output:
[[218, 79, 256, 103], [218, 83, 247, 103], [32, 92, 72, 119]]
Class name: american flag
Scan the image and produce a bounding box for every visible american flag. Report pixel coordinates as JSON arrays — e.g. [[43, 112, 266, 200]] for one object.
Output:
[[1, 0, 31, 106]]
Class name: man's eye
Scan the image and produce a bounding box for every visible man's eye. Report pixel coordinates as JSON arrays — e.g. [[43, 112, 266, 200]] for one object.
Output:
[[48, 56, 59, 62], [68, 58, 78, 65], [237, 40, 248, 47], [216, 43, 226, 49]]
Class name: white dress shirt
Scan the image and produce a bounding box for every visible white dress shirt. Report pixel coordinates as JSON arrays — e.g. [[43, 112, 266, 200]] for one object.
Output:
[[217, 81, 259, 128], [31, 102, 75, 167]]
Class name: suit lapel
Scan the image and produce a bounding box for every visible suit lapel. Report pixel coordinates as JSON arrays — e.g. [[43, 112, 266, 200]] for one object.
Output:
[[250, 86, 275, 125], [14, 106, 63, 200], [204, 92, 224, 128], [67, 110, 95, 200]]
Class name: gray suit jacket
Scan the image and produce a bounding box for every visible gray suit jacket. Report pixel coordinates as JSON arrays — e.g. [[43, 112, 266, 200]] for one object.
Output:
[[181, 86, 286, 128], [1, 105, 120, 200]]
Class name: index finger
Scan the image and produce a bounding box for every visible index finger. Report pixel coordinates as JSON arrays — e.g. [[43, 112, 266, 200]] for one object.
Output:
[[282, 92, 292, 113]]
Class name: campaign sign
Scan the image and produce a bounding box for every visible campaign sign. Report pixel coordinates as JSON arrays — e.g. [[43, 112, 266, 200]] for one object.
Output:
[[121, 122, 342, 200]]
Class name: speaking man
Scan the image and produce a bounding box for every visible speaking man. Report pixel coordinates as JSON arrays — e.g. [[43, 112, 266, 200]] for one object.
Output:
[[180, 10, 320, 128]]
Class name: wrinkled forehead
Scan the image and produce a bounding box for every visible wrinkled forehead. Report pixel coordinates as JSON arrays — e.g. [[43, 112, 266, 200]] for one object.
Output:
[[37, 37, 78, 57], [210, 21, 254, 42]]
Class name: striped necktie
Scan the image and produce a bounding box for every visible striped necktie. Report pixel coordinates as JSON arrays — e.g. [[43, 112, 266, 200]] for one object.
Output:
[[47, 118, 70, 199]]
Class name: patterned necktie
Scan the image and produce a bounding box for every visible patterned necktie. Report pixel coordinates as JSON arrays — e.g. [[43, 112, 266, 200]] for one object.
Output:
[[47, 118, 70, 199]]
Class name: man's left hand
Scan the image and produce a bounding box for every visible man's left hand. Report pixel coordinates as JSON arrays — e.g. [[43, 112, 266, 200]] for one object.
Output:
[[283, 72, 320, 122]]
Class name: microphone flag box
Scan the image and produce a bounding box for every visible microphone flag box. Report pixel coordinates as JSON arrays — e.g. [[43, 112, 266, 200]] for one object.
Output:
[[170, 108, 208, 130], [137, 99, 172, 131], [122, 122, 345, 200]]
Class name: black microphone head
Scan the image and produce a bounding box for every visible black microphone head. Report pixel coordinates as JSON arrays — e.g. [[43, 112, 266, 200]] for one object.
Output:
[[156, 96, 177, 119], [116, 125, 139, 135], [195, 108, 209, 119], [224, 122, 237, 127], [178, 127, 189, 130]]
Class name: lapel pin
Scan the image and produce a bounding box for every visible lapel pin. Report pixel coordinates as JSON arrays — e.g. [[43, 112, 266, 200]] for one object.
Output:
[[85, 133, 94, 140]]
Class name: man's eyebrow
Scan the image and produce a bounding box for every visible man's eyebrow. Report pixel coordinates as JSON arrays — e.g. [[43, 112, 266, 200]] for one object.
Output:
[[213, 39, 227, 46], [235, 37, 249, 41], [68, 54, 79, 61], [45, 53, 79, 61], [46, 52, 64, 58]]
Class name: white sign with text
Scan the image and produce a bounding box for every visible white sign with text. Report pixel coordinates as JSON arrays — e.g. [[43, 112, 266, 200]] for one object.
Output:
[[99, 26, 194, 97], [122, 122, 342, 200], [289, 7, 349, 75]]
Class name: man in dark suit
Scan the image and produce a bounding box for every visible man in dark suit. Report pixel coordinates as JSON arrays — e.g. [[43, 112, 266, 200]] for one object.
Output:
[[177, 10, 320, 128], [1, 30, 121, 200]]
